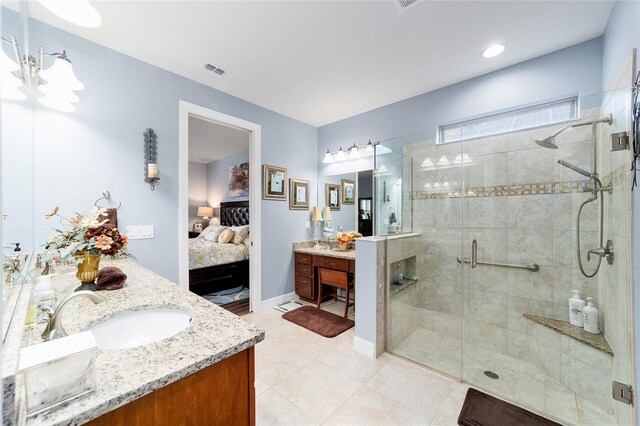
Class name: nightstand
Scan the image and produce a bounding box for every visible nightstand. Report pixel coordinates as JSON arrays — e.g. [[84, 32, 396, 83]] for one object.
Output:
[[189, 231, 200, 238]]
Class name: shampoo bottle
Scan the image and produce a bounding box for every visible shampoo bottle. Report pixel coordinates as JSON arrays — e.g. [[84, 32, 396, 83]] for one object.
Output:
[[583, 297, 600, 334], [569, 289, 585, 327]]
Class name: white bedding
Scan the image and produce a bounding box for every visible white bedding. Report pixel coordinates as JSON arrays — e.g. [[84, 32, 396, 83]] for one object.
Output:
[[188, 238, 249, 270]]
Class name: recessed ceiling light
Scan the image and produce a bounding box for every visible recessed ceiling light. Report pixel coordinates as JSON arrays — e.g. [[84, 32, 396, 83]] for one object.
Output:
[[482, 44, 505, 58]]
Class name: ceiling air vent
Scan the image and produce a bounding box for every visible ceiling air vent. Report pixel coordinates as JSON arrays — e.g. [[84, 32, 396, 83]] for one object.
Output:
[[203, 63, 226, 76], [395, 0, 423, 12]]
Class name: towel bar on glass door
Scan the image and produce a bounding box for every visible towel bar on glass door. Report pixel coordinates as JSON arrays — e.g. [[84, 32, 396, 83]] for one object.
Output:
[[456, 257, 540, 272]]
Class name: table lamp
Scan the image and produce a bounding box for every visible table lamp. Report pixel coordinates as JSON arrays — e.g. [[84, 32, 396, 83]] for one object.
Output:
[[322, 207, 333, 249], [197, 206, 214, 229], [311, 207, 323, 248]]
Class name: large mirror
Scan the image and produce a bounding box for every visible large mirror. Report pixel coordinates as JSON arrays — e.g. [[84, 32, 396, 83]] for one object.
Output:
[[2, 3, 35, 341]]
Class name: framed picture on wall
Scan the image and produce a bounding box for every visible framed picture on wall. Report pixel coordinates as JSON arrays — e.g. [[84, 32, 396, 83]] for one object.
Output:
[[228, 162, 249, 198], [263, 164, 287, 200], [341, 179, 355, 204], [289, 178, 310, 210], [325, 183, 340, 210]]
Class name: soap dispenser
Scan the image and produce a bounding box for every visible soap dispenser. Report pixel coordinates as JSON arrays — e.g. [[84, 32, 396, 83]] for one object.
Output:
[[569, 290, 585, 327], [583, 297, 600, 334]]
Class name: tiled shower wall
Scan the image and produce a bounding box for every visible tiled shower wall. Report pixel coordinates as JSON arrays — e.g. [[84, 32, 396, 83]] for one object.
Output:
[[398, 106, 624, 407], [599, 52, 635, 426]]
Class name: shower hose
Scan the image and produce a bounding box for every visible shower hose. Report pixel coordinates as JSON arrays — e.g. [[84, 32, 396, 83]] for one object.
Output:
[[576, 177, 604, 278]]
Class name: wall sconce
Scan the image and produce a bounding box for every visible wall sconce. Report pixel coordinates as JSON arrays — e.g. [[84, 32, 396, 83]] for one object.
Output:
[[144, 128, 160, 191], [0, 37, 84, 112], [197, 206, 214, 229]]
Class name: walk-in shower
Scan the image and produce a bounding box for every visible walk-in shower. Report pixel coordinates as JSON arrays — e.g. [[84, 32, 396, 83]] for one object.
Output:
[[534, 114, 614, 277]]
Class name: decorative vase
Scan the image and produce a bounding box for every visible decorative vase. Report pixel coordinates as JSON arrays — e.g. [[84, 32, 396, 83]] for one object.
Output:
[[74, 251, 101, 291], [338, 242, 349, 251]]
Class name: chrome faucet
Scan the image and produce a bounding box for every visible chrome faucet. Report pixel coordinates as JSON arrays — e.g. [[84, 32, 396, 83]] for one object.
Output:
[[41, 290, 105, 341]]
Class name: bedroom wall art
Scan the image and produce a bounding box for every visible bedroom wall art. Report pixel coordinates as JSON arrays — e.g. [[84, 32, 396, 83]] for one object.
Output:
[[228, 161, 249, 198]]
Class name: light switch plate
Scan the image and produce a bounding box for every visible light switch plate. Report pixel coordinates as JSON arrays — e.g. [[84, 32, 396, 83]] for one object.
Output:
[[305, 220, 311, 229], [126, 225, 154, 239]]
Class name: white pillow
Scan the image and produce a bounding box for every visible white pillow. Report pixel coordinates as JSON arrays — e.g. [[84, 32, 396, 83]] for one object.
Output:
[[198, 225, 228, 243]]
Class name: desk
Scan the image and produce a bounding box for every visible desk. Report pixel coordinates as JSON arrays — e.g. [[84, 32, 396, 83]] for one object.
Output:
[[293, 248, 355, 304]]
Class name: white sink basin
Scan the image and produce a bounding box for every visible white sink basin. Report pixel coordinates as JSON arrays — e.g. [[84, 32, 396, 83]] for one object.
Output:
[[90, 309, 192, 350]]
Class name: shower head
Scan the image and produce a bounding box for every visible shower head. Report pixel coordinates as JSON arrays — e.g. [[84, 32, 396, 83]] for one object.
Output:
[[557, 159, 592, 178], [533, 114, 613, 150], [534, 136, 559, 149]]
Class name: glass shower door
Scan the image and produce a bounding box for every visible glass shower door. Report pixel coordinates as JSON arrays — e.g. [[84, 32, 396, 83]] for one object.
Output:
[[384, 129, 465, 381]]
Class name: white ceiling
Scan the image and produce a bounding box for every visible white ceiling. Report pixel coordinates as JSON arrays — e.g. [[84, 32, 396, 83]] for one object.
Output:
[[188, 116, 249, 164], [26, 1, 614, 127]]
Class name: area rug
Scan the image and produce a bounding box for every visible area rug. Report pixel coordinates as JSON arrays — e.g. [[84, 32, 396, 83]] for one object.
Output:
[[282, 306, 354, 338], [458, 388, 561, 426]]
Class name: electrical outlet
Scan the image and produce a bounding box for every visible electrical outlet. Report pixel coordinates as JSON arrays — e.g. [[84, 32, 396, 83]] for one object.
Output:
[[127, 225, 155, 240]]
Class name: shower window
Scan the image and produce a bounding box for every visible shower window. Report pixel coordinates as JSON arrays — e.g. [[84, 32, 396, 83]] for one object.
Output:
[[439, 96, 578, 144]]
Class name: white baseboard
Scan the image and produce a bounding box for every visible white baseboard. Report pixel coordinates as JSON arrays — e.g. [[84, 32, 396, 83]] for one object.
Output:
[[256, 292, 298, 312], [353, 336, 376, 359]]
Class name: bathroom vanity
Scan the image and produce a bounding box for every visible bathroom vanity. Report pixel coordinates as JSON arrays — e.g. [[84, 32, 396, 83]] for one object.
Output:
[[3, 259, 264, 426], [293, 242, 355, 304]]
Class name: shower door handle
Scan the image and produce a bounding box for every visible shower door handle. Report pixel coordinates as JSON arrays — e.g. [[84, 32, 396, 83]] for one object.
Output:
[[471, 239, 478, 268]]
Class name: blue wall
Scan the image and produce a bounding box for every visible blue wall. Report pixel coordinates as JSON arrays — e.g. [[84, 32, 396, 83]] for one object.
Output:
[[5, 12, 317, 301], [318, 38, 603, 172]]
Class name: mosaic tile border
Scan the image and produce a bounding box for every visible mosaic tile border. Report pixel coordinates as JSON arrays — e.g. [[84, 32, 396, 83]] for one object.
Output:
[[411, 180, 590, 199]]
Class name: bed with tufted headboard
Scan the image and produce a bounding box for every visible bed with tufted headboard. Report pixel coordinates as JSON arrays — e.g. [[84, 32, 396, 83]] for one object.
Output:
[[189, 201, 250, 312]]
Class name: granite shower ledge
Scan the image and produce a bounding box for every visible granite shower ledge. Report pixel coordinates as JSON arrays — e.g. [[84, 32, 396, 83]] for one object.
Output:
[[523, 314, 613, 356], [12, 259, 264, 426]]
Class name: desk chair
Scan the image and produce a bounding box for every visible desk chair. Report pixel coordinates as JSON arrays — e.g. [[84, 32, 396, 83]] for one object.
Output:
[[317, 268, 354, 319]]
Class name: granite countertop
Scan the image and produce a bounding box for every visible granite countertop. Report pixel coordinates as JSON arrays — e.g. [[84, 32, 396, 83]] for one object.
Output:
[[294, 246, 356, 260], [11, 259, 264, 426]]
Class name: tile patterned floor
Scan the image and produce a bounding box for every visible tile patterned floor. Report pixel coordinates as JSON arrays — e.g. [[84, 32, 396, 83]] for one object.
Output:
[[392, 327, 616, 426], [243, 302, 468, 426]]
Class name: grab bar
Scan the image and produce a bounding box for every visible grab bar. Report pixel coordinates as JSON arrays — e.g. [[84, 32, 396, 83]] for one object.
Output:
[[471, 239, 478, 269], [456, 257, 540, 272]]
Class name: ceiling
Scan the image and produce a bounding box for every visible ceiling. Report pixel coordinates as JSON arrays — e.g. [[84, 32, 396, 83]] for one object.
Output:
[[26, 1, 614, 127], [188, 116, 249, 164]]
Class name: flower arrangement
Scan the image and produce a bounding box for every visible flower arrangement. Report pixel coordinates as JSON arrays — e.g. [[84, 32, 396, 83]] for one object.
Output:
[[334, 231, 363, 245], [41, 206, 130, 265]]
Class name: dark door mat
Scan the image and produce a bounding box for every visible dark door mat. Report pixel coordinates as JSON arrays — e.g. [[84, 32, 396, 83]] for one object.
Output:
[[282, 306, 354, 338], [458, 388, 562, 426]]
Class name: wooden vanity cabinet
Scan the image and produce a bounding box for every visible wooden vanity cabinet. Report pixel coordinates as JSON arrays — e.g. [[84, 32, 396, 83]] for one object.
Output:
[[295, 253, 314, 300], [86, 347, 255, 426], [294, 252, 355, 304]]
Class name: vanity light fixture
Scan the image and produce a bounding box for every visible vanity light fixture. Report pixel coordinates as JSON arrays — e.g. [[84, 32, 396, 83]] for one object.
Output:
[[348, 143, 360, 159], [335, 146, 347, 162], [323, 140, 382, 164], [0, 37, 84, 112], [452, 153, 473, 164], [365, 140, 374, 154], [322, 149, 335, 164], [482, 44, 505, 58], [0, 40, 26, 101], [436, 155, 450, 166], [424, 183, 431, 189], [37, 0, 102, 28], [421, 157, 434, 168]]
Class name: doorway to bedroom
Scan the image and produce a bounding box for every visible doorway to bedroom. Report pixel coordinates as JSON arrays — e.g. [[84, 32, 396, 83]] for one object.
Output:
[[178, 101, 262, 315]]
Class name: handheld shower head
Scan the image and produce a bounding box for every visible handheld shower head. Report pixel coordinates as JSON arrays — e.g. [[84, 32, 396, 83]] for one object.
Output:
[[557, 159, 592, 178]]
